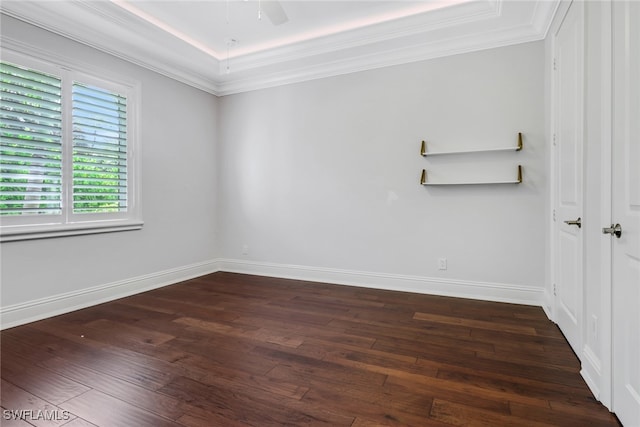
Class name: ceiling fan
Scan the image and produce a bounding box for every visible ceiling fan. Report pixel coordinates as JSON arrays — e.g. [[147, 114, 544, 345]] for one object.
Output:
[[225, 0, 287, 72], [258, 0, 289, 25]]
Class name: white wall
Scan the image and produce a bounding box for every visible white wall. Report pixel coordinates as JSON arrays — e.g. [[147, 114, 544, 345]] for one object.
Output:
[[0, 16, 220, 326], [218, 41, 547, 303]]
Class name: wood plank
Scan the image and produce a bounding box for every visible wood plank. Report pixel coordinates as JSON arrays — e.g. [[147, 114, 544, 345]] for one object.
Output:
[[300, 385, 432, 426], [40, 357, 186, 421], [233, 316, 377, 349], [60, 390, 180, 427], [158, 376, 353, 426], [57, 418, 98, 427], [429, 398, 551, 427], [167, 336, 279, 376], [384, 380, 512, 415], [168, 350, 311, 402], [350, 416, 451, 427], [1, 356, 90, 405], [82, 319, 175, 347], [435, 367, 596, 404], [329, 317, 474, 344], [320, 347, 439, 380], [257, 346, 388, 388], [414, 311, 539, 335], [509, 400, 622, 426], [0, 380, 76, 427]]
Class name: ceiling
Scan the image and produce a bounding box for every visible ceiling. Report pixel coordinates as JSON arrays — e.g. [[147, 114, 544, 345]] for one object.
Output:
[[0, 0, 559, 95]]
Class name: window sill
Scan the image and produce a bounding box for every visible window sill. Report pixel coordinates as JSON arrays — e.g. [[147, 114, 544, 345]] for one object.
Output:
[[0, 221, 144, 242]]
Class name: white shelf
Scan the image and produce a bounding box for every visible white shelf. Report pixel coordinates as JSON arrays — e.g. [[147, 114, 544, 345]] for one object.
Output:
[[420, 165, 523, 186], [421, 180, 521, 186], [420, 133, 523, 157], [422, 146, 519, 156]]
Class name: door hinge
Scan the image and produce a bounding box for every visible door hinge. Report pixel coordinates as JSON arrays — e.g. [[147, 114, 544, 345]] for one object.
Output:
[[553, 58, 557, 71], [553, 283, 557, 296], [553, 209, 556, 222], [553, 133, 557, 146]]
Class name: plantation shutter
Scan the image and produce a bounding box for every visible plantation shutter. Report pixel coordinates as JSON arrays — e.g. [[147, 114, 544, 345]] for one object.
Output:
[[0, 62, 63, 216], [72, 82, 128, 213]]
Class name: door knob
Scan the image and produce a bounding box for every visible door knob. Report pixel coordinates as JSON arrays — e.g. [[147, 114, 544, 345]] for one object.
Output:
[[602, 223, 622, 238], [564, 217, 582, 228]]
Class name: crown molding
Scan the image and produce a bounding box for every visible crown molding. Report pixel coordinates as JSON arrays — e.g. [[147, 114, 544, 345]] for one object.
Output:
[[530, 0, 562, 37], [1, 2, 222, 94], [217, 24, 544, 95], [220, 0, 500, 74], [1, 0, 559, 96]]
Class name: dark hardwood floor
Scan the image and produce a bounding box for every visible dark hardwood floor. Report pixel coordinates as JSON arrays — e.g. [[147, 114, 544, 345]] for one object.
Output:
[[1, 272, 620, 426]]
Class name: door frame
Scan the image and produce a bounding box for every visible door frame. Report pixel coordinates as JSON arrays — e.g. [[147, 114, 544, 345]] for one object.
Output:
[[548, 0, 574, 324], [549, 0, 585, 353], [548, 0, 614, 410], [597, 0, 613, 411]]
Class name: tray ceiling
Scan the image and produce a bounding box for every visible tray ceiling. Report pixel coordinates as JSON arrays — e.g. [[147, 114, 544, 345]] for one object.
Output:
[[0, 0, 559, 95]]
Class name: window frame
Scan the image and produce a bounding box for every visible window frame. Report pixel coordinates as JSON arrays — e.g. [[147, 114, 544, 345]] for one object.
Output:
[[1, 48, 142, 242]]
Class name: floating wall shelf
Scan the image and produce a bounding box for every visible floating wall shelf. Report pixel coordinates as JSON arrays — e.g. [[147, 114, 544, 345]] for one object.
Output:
[[420, 165, 523, 186], [420, 132, 523, 156]]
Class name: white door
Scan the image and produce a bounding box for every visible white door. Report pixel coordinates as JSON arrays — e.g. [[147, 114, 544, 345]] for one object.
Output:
[[554, 1, 584, 355], [611, 2, 640, 425]]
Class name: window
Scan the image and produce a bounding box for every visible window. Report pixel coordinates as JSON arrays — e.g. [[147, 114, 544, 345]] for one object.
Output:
[[0, 50, 141, 241]]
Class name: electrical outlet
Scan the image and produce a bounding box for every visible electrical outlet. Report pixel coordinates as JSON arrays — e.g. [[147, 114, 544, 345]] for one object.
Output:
[[242, 244, 249, 255], [438, 258, 447, 270]]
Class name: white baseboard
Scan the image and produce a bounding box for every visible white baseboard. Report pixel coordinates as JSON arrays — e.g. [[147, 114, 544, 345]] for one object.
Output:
[[581, 368, 601, 402], [541, 288, 554, 321], [581, 345, 603, 401], [0, 260, 219, 330], [1, 258, 545, 330], [217, 259, 545, 307]]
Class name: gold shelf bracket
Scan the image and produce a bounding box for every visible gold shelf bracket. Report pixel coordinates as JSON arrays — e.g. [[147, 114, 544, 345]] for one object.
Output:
[[517, 164, 523, 183], [420, 169, 427, 185], [517, 132, 523, 151], [420, 140, 427, 156]]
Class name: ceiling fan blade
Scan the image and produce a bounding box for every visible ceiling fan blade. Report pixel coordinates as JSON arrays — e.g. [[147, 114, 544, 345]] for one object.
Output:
[[262, 0, 288, 25]]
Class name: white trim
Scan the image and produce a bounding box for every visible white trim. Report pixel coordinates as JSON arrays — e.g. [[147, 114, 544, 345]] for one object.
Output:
[[541, 288, 554, 320], [546, 1, 615, 411], [598, 0, 614, 411], [582, 339, 604, 402], [546, 0, 573, 324], [0, 258, 547, 330], [531, 0, 563, 38], [0, 221, 144, 242], [549, 0, 585, 339], [216, 26, 546, 96], [0, 260, 219, 330], [0, 37, 140, 94], [217, 259, 545, 307], [581, 364, 602, 401], [220, 1, 502, 73]]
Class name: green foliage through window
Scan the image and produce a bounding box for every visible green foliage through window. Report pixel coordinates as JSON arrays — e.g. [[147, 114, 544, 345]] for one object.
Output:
[[0, 61, 128, 216]]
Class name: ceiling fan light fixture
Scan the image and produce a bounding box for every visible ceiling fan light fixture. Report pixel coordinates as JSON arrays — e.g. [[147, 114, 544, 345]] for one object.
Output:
[[224, 37, 238, 74]]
